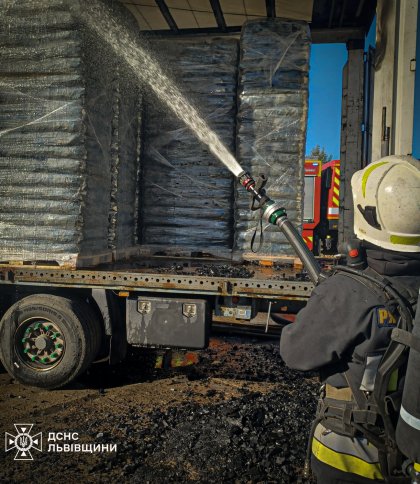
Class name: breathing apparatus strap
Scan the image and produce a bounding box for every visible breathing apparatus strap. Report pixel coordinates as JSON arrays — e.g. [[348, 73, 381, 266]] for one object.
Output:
[[391, 328, 420, 353], [343, 371, 367, 410], [311, 266, 416, 482]]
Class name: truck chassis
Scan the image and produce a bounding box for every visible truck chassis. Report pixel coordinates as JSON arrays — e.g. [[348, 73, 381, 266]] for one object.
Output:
[[0, 262, 313, 389]]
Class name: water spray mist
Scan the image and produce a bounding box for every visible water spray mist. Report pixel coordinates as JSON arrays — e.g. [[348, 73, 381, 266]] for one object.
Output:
[[76, 0, 323, 285]]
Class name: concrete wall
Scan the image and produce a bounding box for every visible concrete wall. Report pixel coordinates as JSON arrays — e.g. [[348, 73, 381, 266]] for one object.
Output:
[[412, 1, 420, 159], [371, 0, 418, 161]]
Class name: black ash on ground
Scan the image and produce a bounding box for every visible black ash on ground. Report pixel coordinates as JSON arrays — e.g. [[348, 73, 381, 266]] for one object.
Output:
[[0, 336, 318, 483]]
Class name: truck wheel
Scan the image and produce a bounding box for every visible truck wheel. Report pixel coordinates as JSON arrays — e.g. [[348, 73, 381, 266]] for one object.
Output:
[[0, 294, 102, 389]]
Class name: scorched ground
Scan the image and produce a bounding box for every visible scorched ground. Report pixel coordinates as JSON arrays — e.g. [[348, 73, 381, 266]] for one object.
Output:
[[0, 335, 318, 483]]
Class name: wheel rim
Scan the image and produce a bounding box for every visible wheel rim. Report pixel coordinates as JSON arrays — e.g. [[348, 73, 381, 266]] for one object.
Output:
[[15, 317, 65, 371]]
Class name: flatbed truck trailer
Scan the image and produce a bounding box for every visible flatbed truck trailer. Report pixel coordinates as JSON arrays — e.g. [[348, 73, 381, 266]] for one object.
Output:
[[2, 0, 417, 392], [0, 260, 313, 389]]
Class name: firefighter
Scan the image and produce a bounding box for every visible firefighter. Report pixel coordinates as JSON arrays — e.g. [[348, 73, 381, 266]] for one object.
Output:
[[280, 155, 420, 483]]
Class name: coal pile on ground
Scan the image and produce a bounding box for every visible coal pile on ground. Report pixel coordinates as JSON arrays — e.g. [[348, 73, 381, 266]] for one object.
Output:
[[99, 340, 317, 482], [0, 337, 318, 483], [109, 387, 317, 482]]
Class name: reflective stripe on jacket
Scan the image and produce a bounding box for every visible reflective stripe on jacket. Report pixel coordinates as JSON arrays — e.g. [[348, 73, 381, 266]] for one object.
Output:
[[312, 423, 384, 481]]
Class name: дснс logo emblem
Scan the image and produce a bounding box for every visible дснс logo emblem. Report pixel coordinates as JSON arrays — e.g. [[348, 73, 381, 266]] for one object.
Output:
[[5, 424, 42, 460]]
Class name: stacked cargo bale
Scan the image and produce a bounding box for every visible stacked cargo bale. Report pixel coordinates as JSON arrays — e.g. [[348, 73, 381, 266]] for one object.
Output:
[[108, 67, 142, 252], [235, 19, 310, 256], [0, 0, 141, 265], [106, 3, 143, 252], [140, 38, 238, 253]]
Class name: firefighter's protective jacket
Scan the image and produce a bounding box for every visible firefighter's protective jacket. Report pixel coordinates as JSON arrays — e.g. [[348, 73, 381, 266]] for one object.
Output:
[[280, 248, 420, 483]]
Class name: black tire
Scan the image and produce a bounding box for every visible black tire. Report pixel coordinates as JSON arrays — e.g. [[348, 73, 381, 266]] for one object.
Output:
[[0, 294, 102, 389]]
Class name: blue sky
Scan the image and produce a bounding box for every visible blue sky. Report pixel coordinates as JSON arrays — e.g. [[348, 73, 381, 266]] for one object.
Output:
[[305, 43, 347, 159], [306, 18, 377, 160]]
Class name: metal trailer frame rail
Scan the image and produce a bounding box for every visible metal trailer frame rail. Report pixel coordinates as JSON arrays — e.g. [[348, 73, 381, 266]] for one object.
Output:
[[0, 267, 313, 301]]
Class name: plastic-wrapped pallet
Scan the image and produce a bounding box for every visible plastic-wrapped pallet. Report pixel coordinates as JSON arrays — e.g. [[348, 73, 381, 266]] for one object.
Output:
[[235, 19, 310, 257], [0, 0, 141, 265], [108, 65, 142, 252], [105, 0, 142, 253], [140, 38, 238, 253]]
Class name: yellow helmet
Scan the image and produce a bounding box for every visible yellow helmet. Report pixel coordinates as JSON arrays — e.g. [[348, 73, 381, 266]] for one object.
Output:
[[351, 155, 420, 252]]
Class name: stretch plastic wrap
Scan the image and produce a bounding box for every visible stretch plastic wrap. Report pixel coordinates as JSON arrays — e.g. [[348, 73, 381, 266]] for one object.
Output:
[[140, 38, 238, 251], [0, 0, 141, 264], [108, 63, 142, 251], [235, 19, 310, 256]]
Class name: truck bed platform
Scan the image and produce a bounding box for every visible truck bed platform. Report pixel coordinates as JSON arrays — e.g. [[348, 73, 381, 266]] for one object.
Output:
[[0, 258, 314, 301]]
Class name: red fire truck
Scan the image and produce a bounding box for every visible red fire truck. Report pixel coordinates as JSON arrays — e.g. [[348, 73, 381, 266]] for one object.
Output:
[[302, 159, 340, 255]]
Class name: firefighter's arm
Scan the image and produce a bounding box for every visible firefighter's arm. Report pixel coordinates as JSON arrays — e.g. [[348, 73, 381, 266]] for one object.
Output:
[[279, 274, 375, 371]]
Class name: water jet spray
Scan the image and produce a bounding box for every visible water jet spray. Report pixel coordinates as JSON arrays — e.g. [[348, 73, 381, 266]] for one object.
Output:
[[77, 0, 323, 285]]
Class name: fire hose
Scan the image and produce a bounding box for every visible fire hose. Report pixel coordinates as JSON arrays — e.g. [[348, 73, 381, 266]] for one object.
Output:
[[238, 171, 325, 286]]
